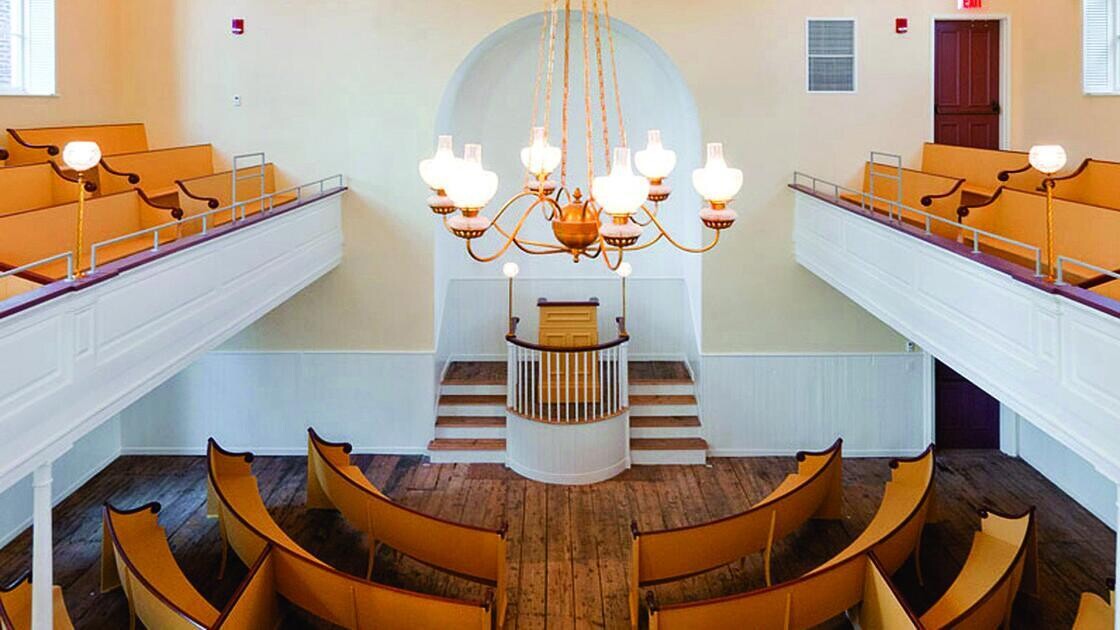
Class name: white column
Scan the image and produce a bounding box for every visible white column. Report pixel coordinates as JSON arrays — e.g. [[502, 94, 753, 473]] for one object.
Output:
[[31, 462, 54, 630]]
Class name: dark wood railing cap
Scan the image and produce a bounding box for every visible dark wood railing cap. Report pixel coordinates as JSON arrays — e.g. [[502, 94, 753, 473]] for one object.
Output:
[[537, 297, 599, 307]]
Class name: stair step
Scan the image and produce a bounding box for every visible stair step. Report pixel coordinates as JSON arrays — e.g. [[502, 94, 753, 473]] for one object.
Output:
[[435, 416, 506, 428], [629, 361, 693, 385], [438, 394, 506, 406], [427, 438, 506, 451], [630, 394, 698, 406], [630, 415, 701, 428], [442, 362, 506, 386], [630, 437, 708, 451]]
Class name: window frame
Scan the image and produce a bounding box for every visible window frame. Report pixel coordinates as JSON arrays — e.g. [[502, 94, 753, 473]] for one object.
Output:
[[1084, 0, 1120, 95], [0, 0, 55, 97], [805, 17, 859, 94]]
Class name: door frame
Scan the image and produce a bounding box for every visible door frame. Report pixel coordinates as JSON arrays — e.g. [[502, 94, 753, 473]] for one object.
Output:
[[929, 14, 1013, 150]]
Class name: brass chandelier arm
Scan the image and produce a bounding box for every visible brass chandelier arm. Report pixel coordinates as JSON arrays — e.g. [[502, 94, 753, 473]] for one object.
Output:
[[640, 206, 723, 254], [620, 231, 664, 252], [595, 233, 626, 271], [462, 201, 541, 263]]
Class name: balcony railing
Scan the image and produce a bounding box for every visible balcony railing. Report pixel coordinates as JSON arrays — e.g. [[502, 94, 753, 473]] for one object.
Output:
[[505, 317, 629, 424]]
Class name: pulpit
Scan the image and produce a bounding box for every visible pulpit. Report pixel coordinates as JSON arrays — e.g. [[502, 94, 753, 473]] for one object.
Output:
[[538, 298, 600, 404]]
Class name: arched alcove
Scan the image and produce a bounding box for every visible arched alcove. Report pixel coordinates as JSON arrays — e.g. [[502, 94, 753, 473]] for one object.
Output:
[[434, 12, 703, 364]]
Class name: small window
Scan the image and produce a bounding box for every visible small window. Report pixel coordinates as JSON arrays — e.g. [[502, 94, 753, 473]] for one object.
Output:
[[807, 18, 857, 93], [1084, 0, 1119, 94], [0, 0, 55, 96]]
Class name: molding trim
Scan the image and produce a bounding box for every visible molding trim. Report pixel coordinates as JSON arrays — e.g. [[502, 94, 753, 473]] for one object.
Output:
[[120, 446, 429, 457]]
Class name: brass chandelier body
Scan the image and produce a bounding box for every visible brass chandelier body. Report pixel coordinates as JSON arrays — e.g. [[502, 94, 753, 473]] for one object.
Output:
[[421, 0, 742, 270]]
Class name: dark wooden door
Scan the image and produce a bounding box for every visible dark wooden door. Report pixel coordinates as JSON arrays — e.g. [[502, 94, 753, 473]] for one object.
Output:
[[935, 360, 999, 449], [934, 20, 1001, 149]]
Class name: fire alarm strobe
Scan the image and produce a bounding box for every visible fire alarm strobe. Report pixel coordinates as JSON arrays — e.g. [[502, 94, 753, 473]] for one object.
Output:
[[896, 18, 909, 34], [232, 18, 245, 35]]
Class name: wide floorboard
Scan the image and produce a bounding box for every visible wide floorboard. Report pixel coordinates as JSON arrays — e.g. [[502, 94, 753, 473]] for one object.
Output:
[[0, 450, 1112, 628]]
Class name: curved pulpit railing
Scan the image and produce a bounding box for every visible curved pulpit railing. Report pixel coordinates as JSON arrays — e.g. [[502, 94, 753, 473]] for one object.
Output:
[[505, 316, 630, 424]]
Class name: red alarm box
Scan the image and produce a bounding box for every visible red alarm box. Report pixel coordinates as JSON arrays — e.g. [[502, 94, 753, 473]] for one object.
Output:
[[895, 18, 909, 34], [232, 18, 245, 35]]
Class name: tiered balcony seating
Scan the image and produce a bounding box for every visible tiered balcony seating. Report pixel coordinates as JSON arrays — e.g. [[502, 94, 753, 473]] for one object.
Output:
[[6, 123, 150, 166], [176, 164, 297, 235], [1050, 158, 1120, 211], [841, 164, 965, 239], [1073, 581, 1115, 629], [0, 161, 96, 217], [629, 439, 843, 626], [642, 447, 935, 628], [0, 574, 74, 630], [306, 429, 509, 626], [920, 142, 1044, 200], [0, 190, 180, 280], [207, 439, 495, 629], [99, 144, 215, 202], [919, 508, 1036, 629]]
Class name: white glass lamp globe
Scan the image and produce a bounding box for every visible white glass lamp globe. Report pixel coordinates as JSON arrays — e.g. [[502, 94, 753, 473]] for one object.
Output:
[[446, 144, 499, 209], [592, 147, 650, 218], [634, 130, 677, 181], [503, 262, 520, 278], [419, 135, 461, 192], [62, 141, 101, 173], [1028, 145, 1068, 175], [692, 142, 743, 203], [616, 262, 633, 278], [520, 127, 562, 178]]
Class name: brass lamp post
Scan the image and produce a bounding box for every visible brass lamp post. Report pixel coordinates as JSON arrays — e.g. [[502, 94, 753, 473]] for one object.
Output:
[[62, 141, 103, 277], [1028, 145, 1068, 282], [616, 261, 632, 333], [503, 262, 520, 335]]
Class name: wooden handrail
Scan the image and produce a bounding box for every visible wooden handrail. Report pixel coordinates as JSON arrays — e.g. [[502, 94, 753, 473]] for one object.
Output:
[[506, 315, 629, 352], [6, 128, 59, 156], [98, 158, 141, 185], [1047, 158, 1092, 187], [920, 177, 966, 208], [957, 186, 1006, 221], [48, 161, 97, 193], [175, 179, 221, 209], [137, 188, 184, 220]]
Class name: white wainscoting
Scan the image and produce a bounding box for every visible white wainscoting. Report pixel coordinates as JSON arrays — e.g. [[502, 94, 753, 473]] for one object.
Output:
[[700, 353, 926, 457], [0, 192, 344, 493], [120, 351, 435, 455], [0, 416, 122, 548], [437, 277, 697, 363]]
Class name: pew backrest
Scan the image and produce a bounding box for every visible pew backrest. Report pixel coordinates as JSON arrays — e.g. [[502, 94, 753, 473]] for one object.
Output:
[[921, 143, 1042, 198], [1050, 159, 1120, 211], [7, 123, 148, 166], [0, 162, 91, 217], [0, 575, 74, 630], [100, 144, 215, 197], [1073, 586, 1115, 630]]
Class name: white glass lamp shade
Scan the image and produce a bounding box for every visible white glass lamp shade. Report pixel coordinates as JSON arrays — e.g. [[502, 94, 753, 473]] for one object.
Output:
[[503, 262, 520, 278], [62, 141, 101, 172], [592, 147, 650, 217], [616, 261, 633, 278], [634, 130, 677, 181], [520, 127, 562, 178], [692, 143, 743, 203], [446, 144, 499, 209], [419, 135, 461, 191], [1028, 145, 1068, 175]]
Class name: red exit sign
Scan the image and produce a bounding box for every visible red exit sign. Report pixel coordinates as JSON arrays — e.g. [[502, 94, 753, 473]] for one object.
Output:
[[958, 0, 983, 8]]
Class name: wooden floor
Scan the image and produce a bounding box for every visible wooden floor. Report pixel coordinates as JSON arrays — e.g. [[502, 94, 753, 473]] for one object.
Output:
[[0, 450, 1112, 629]]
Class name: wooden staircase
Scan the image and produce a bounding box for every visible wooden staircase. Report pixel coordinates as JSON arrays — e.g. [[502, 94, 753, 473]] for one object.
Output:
[[428, 361, 707, 465]]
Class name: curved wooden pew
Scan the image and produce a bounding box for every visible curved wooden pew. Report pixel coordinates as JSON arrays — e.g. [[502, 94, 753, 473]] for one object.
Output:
[[647, 552, 921, 630], [206, 439, 494, 629], [1073, 580, 1115, 630], [0, 189, 181, 279], [959, 187, 1120, 281], [920, 143, 1043, 200], [1049, 158, 1120, 211], [100, 144, 215, 200], [629, 439, 843, 626], [176, 164, 296, 235], [6, 123, 149, 166], [100, 502, 222, 629], [0, 162, 96, 217], [0, 574, 74, 630], [919, 508, 1036, 629], [306, 429, 508, 625], [840, 163, 965, 239]]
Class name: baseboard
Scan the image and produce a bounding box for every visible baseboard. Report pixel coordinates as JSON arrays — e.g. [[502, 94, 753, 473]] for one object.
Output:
[[119, 446, 429, 457], [708, 448, 926, 458], [0, 447, 121, 548]]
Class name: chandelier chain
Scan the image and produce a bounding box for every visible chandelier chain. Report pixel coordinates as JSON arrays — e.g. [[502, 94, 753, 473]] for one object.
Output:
[[581, 0, 594, 188], [592, 0, 611, 166], [603, 0, 626, 147], [542, 0, 559, 137], [561, 0, 572, 188], [527, 0, 549, 187]]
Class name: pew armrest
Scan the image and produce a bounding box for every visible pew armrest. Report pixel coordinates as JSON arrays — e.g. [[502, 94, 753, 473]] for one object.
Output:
[[49, 161, 98, 193], [99, 158, 141, 185], [138, 188, 184, 220], [921, 179, 965, 207], [997, 162, 1033, 182], [957, 187, 1005, 221], [7, 128, 59, 156], [176, 179, 221, 209]]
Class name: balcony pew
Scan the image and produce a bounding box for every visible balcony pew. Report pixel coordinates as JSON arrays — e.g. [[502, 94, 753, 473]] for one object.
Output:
[[206, 439, 495, 630], [918, 508, 1036, 629], [0, 574, 74, 630], [1049, 159, 1120, 211], [306, 429, 509, 627], [629, 439, 843, 627], [920, 142, 1044, 201], [0, 162, 97, 217], [6, 123, 149, 167], [959, 187, 1120, 280], [1073, 581, 1115, 630], [100, 502, 222, 630], [100, 144, 215, 203], [0, 190, 181, 279], [840, 163, 965, 239], [176, 164, 296, 235], [646, 552, 921, 630]]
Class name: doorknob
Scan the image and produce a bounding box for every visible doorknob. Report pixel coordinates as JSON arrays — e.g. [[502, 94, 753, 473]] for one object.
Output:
[[990, 101, 1002, 114]]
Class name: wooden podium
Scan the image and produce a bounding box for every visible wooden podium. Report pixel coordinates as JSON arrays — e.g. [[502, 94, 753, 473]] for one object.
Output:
[[538, 298, 600, 404]]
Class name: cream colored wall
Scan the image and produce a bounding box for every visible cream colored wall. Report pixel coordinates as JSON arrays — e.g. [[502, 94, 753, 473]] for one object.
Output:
[[16, 0, 1118, 354]]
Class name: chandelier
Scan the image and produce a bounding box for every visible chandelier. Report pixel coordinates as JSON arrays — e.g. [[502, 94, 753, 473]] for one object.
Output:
[[419, 0, 742, 269]]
